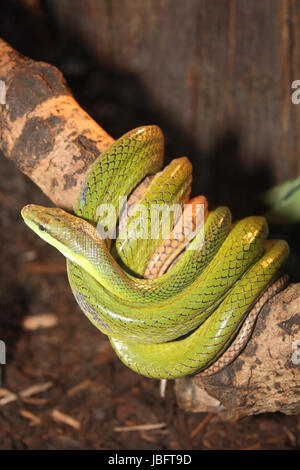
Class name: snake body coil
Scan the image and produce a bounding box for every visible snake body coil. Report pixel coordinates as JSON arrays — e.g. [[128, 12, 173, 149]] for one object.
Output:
[[21, 126, 290, 379]]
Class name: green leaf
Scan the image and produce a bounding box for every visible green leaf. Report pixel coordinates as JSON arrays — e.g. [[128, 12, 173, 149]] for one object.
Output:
[[263, 176, 300, 224]]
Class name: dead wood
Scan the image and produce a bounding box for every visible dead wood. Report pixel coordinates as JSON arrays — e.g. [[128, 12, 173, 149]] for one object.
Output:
[[175, 283, 300, 421], [0, 38, 114, 209], [0, 38, 299, 421]]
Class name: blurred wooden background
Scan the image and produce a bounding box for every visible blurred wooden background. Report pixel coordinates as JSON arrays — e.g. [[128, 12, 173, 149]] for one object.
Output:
[[44, 0, 300, 217], [2, 0, 300, 217]]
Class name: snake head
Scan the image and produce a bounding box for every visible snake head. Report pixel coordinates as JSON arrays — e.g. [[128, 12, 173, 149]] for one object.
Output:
[[21, 204, 71, 238], [21, 204, 110, 271], [21, 204, 92, 260]]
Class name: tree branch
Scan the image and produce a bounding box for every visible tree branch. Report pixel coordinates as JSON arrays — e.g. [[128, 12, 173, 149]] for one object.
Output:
[[0, 38, 114, 209], [175, 283, 300, 421], [1, 39, 299, 421]]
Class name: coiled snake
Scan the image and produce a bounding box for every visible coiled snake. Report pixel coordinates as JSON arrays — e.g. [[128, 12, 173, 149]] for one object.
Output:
[[21, 126, 289, 379]]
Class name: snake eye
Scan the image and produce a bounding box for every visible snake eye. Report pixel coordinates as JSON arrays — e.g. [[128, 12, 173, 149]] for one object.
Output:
[[39, 224, 46, 231]]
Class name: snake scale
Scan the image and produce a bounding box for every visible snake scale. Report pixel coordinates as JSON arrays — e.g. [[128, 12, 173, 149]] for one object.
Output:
[[21, 125, 290, 379]]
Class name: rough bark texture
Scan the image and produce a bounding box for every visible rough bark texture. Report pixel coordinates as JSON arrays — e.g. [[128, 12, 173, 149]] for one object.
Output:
[[0, 38, 114, 210], [175, 283, 300, 421], [0, 38, 299, 421]]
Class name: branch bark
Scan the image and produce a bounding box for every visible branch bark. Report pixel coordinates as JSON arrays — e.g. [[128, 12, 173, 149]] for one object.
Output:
[[175, 283, 300, 421], [0, 38, 299, 421], [0, 38, 114, 209]]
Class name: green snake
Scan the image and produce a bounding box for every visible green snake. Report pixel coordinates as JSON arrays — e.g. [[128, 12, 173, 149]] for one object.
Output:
[[21, 125, 290, 379]]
